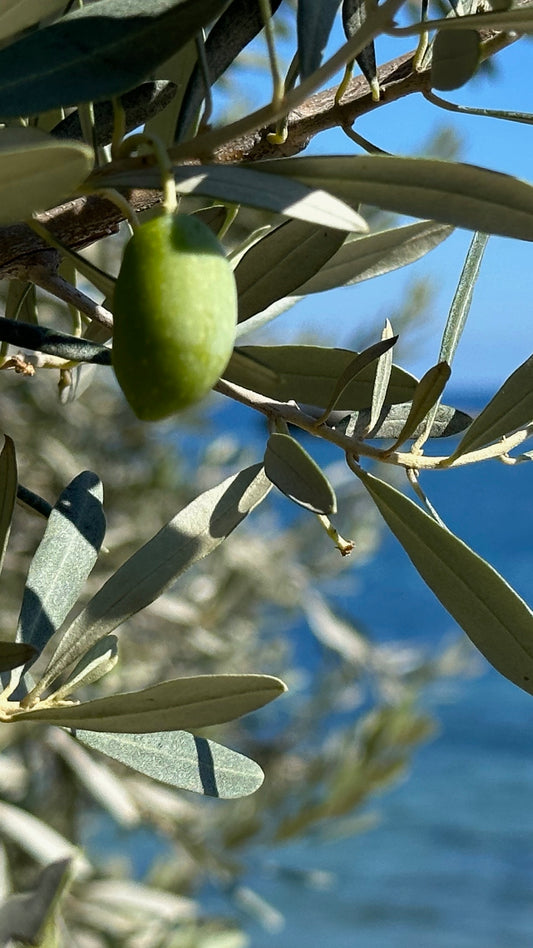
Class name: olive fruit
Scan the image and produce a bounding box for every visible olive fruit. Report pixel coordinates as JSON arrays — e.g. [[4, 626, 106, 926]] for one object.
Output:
[[112, 213, 237, 420]]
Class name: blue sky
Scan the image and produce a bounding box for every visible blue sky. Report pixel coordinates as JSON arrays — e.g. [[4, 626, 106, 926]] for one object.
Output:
[[236, 19, 533, 396]]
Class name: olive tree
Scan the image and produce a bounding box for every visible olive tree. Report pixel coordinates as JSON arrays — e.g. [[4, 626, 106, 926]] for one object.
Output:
[[0, 1, 532, 944]]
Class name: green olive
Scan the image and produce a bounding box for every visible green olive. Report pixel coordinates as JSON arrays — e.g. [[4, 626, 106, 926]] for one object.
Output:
[[112, 213, 237, 420]]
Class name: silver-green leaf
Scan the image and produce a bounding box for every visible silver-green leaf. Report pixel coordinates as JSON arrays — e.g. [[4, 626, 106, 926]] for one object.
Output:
[[224, 346, 417, 409], [256, 155, 533, 241], [30, 465, 271, 698], [357, 468, 533, 697], [264, 433, 337, 514], [0, 435, 16, 581], [75, 729, 265, 798], [90, 162, 367, 232], [19, 674, 286, 732], [448, 353, 533, 461], [431, 29, 480, 92], [16, 471, 105, 653], [234, 219, 347, 323]]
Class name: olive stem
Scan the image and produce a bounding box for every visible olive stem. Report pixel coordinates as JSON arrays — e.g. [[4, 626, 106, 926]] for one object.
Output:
[[111, 97, 127, 161], [95, 188, 140, 229], [117, 131, 177, 215], [258, 0, 285, 114]]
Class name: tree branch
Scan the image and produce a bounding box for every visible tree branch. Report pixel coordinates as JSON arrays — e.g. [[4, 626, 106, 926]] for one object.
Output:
[[0, 31, 520, 281]]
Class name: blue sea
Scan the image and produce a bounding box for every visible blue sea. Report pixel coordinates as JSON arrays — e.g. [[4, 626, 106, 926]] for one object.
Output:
[[217, 393, 533, 947]]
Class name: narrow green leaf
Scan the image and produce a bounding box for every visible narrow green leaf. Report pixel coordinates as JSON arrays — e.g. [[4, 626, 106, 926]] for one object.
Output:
[[418, 231, 488, 448], [342, 0, 378, 94], [297, 0, 340, 78], [224, 346, 417, 409], [90, 162, 368, 233], [236, 221, 453, 337], [175, 0, 284, 141], [51, 636, 119, 702], [320, 401, 472, 439], [296, 220, 454, 293], [357, 468, 533, 696], [0, 642, 36, 673], [16, 471, 105, 652], [31, 465, 271, 698], [5, 280, 38, 324], [0, 858, 72, 947], [18, 674, 286, 732], [395, 5, 533, 33], [256, 155, 533, 242], [0, 318, 111, 364], [0, 435, 16, 581], [368, 320, 394, 434], [75, 729, 266, 798], [264, 433, 337, 514], [448, 354, 533, 461], [0, 0, 230, 118], [385, 361, 451, 452], [0, 127, 92, 225], [313, 335, 398, 425], [431, 29, 480, 91], [234, 219, 347, 323]]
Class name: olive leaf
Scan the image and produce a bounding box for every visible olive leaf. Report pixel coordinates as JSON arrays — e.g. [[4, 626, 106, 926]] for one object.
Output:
[[312, 335, 399, 426], [396, 5, 533, 33], [234, 219, 347, 323], [431, 29, 481, 91], [16, 674, 286, 732], [0, 0, 230, 117], [175, 0, 284, 140], [297, 0, 340, 78], [237, 221, 453, 337], [316, 401, 472, 439], [384, 361, 451, 453], [296, 221, 454, 300], [0, 435, 16, 580], [447, 353, 533, 461], [356, 468, 533, 697], [418, 231, 488, 448], [90, 162, 367, 233], [75, 729, 266, 798], [5, 280, 38, 324], [224, 345, 417, 409], [368, 320, 395, 434], [16, 471, 105, 654], [0, 127, 92, 225], [264, 433, 337, 514], [51, 636, 119, 702], [256, 155, 533, 241], [0, 318, 111, 364], [29, 464, 272, 700], [0, 642, 36, 674], [342, 0, 378, 93], [0, 858, 72, 947]]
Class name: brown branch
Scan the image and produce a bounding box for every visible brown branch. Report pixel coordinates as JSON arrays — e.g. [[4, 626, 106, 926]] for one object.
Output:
[[0, 31, 520, 282]]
